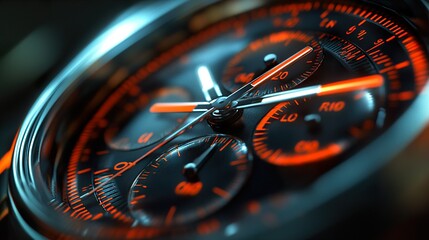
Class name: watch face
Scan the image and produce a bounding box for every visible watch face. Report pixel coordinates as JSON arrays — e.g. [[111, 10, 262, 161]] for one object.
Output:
[[6, 1, 429, 239]]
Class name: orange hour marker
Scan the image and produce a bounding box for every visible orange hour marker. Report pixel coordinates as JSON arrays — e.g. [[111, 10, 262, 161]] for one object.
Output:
[[92, 213, 103, 221], [386, 36, 396, 42], [358, 19, 366, 26], [96, 150, 109, 155], [230, 159, 248, 166], [394, 61, 410, 70], [0, 146, 12, 174], [94, 168, 109, 175], [389, 91, 415, 101], [247, 201, 261, 214], [77, 168, 91, 175], [212, 187, 230, 199], [165, 206, 176, 226], [354, 92, 365, 100], [130, 195, 146, 205], [138, 132, 153, 144], [0, 133, 17, 174]]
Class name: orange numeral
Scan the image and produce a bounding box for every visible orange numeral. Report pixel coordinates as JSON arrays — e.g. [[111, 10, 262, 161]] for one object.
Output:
[[114, 161, 133, 171], [320, 18, 337, 28], [138, 132, 153, 144], [235, 73, 255, 84], [280, 113, 298, 122], [294, 140, 319, 153], [271, 71, 289, 81], [319, 101, 345, 112], [175, 181, 203, 197]]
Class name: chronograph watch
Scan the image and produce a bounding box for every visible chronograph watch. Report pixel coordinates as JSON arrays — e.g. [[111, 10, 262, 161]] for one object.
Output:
[[5, 0, 429, 239]]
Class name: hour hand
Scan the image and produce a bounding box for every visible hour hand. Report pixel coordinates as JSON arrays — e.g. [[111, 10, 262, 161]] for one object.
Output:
[[150, 102, 211, 113]]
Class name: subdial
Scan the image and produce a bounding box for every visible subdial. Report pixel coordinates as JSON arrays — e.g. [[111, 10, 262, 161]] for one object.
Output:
[[222, 30, 323, 97], [128, 135, 251, 227], [104, 88, 190, 150], [253, 90, 383, 166]]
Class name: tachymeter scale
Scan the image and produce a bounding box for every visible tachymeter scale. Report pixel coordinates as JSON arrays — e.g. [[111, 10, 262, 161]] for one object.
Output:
[[128, 135, 251, 227]]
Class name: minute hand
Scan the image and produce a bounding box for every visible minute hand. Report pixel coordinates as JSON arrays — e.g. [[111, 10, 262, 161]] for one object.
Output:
[[235, 74, 384, 109]]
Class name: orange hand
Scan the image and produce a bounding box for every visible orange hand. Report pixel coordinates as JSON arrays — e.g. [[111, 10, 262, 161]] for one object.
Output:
[[0, 150, 12, 175], [0, 133, 17, 174], [318, 74, 384, 96], [150, 102, 209, 113]]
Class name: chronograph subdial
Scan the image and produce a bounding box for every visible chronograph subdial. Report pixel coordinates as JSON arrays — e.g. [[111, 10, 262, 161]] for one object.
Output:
[[104, 88, 191, 150], [128, 135, 251, 227], [222, 31, 323, 97], [253, 90, 383, 166]]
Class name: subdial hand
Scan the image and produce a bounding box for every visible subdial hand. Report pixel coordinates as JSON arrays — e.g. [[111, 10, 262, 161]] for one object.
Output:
[[182, 144, 217, 182]]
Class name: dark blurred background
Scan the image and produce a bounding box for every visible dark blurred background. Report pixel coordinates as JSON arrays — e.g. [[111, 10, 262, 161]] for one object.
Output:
[[0, 1, 139, 156], [0, 3, 138, 231]]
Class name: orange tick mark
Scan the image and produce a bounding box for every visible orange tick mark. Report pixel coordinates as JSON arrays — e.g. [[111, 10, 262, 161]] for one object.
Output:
[[165, 206, 176, 226], [212, 187, 230, 199], [77, 168, 91, 175]]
